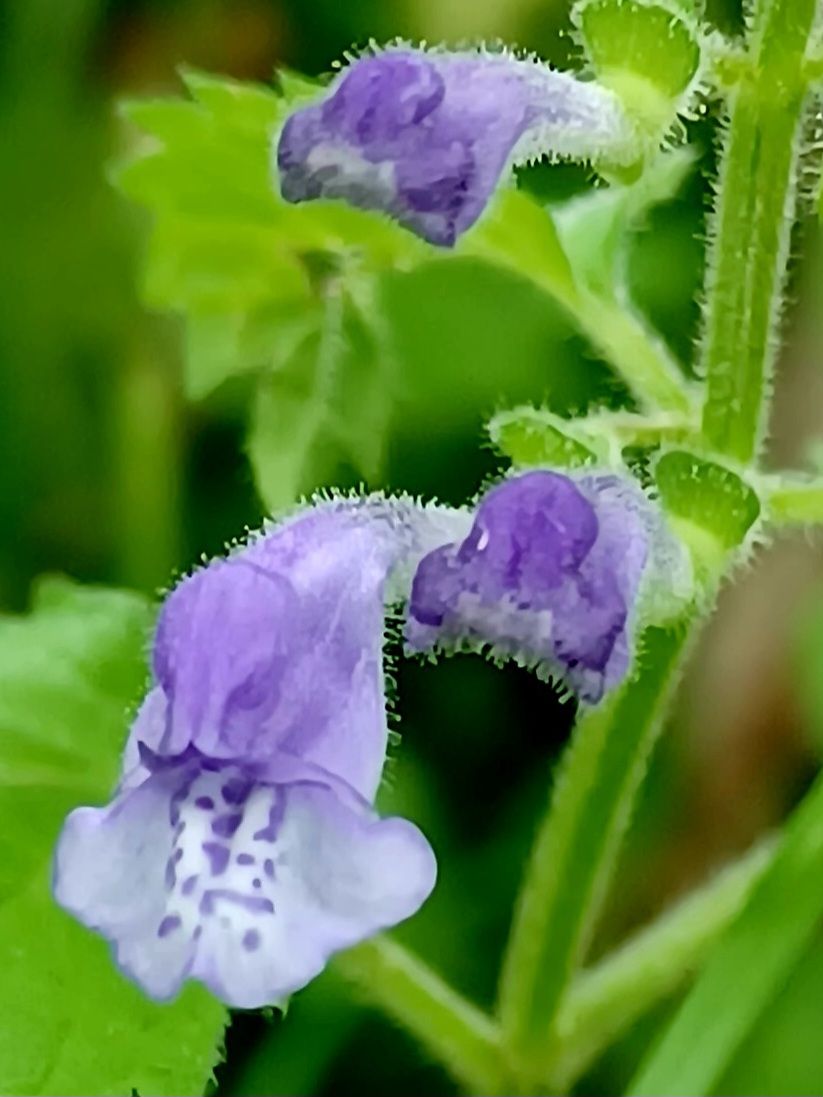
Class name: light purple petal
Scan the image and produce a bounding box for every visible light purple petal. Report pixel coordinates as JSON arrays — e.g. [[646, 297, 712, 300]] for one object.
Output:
[[54, 753, 436, 1008], [121, 686, 168, 790], [405, 470, 661, 701], [584, 473, 693, 623], [276, 48, 632, 245], [151, 498, 467, 801], [152, 562, 299, 760]]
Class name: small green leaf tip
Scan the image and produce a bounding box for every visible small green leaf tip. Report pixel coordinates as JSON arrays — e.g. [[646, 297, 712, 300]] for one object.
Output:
[[654, 450, 761, 575], [489, 407, 606, 469], [573, 0, 704, 142]]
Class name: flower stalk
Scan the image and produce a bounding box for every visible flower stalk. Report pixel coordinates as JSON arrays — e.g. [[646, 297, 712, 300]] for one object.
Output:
[[497, 625, 692, 1088], [548, 835, 777, 1090], [335, 938, 505, 1095]]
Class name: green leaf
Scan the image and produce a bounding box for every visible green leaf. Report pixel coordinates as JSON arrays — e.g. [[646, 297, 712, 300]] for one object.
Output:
[[466, 151, 694, 305], [0, 577, 153, 902], [142, 214, 312, 398], [116, 69, 416, 401], [0, 577, 150, 802], [460, 188, 579, 308], [489, 406, 605, 468], [488, 404, 699, 472], [179, 65, 294, 125], [247, 282, 394, 511], [628, 766, 823, 1096], [717, 937, 823, 1096], [551, 838, 776, 1090], [553, 147, 696, 296], [1, 874, 225, 1097], [143, 218, 310, 313], [273, 67, 324, 104], [117, 91, 282, 223], [182, 302, 300, 400], [654, 450, 760, 574], [0, 577, 227, 1096], [573, 0, 703, 134]]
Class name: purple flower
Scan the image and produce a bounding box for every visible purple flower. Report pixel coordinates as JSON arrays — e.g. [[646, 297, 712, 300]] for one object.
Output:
[[406, 471, 687, 702], [54, 499, 468, 1008], [276, 48, 632, 245]]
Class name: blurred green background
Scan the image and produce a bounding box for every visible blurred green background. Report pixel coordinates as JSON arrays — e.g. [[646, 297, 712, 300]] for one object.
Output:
[[3, 0, 823, 1092]]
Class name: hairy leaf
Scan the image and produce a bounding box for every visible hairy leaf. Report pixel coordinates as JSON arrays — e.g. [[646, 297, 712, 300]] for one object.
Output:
[[116, 68, 416, 401], [247, 284, 394, 512], [0, 577, 227, 1096]]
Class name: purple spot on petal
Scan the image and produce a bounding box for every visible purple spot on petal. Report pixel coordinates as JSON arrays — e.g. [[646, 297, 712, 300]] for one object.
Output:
[[202, 841, 230, 876], [222, 778, 252, 806], [169, 773, 197, 825], [193, 925, 203, 941], [237, 852, 255, 866], [263, 858, 275, 879], [200, 888, 275, 916], [252, 878, 261, 889], [242, 928, 261, 952], [157, 914, 182, 938], [165, 859, 177, 889], [253, 798, 284, 842], [195, 796, 215, 810], [182, 873, 199, 896], [212, 813, 243, 839]]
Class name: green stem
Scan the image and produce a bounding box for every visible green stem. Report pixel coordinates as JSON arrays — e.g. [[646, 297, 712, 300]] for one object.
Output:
[[547, 836, 777, 1089], [496, 625, 692, 1086], [582, 409, 698, 449], [699, 0, 817, 462], [764, 476, 823, 525], [334, 937, 505, 1095], [463, 193, 694, 416], [805, 46, 823, 82], [576, 296, 698, 417]]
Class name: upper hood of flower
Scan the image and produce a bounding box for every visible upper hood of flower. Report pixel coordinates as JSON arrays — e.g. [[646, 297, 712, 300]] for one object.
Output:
[[406, 469, 689, 700]]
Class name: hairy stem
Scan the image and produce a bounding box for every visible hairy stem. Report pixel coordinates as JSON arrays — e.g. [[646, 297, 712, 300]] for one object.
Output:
[[764, 475, 823, 524], [699, 0, 817, 462], [464, 193, 695, 416], [335, 937, 505, 1095], [496, 626, 692, 1086], [577, 297, 698, 417]]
